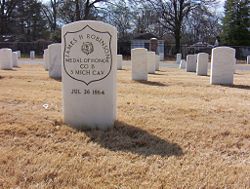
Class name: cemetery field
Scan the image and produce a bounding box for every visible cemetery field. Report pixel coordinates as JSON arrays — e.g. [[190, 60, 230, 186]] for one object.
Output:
[[1, 63, 250, 188]]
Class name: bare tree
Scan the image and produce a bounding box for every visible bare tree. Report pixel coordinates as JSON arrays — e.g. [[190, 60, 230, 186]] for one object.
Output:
[[42, 0, 62, 32], [0, 0, 20, 34], [58, 0, 109, 23], [131, 0, 217, 53], [102, 0, 132, 40], [184, 6, 222, 44]]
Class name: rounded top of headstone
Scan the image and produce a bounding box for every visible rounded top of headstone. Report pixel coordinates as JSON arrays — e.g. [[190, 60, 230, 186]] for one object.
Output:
[[0, 48, 12, 52], [150, 38, 158, 41], [62, 20, 117, 34], [212, 46, 235, 54], [48, 43, 61, 48], [132, 48, 147, 51], [147, 51, 156, 55]]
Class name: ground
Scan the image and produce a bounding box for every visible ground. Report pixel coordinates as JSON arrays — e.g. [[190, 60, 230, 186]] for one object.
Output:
[[0, 61, 250, 189]]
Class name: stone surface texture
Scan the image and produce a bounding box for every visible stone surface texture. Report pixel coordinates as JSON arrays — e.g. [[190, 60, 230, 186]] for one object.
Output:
[[48, 43, 62, 79], [0, 48, 13, 70], [196, 53, 209, 76], [62, 21, 117, 130], [131, 48, 148, 81], [210, 47, 235, 85]]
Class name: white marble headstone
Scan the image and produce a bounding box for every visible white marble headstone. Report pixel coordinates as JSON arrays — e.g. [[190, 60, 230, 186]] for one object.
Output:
[[210, 47, 235, 85], [186, 55, 196, 72], [0, 48, 13, 70], [155, 55, 160, 71], [12, 52, 18, 67], [176, 53, 181, 64], [16, 51, 21, 58], [147, 51, 155, 74], [62, 20, 117, 130], [247, 56, 250, 64], [48, 44, 62, 79], [131, 48, 148, 81], [117, 54, 122, 70], [30, 51, 35, 59], [179, 60, 186, 69], [43, 49, 49, 71], [196, 53, 209, 76]]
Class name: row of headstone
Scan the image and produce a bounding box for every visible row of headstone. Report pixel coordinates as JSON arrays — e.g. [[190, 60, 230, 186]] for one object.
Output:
[[131, 48, 160, 81], [43, 44, 62, 79], [0, 48, 19, 69], [178, 47, 236, 85]]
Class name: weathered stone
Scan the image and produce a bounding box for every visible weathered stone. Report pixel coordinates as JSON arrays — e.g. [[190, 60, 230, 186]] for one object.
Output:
[[117, 54, 123, 70], [131, 48, 148, 81], [0, 48, 13, 70], [48, 43, 62, 79], [210, 47, 235, 85], [62, 20, 117, 130], [196, 53, 209, 76], [147, 51, 156, 74], [186, 55, 196, 72], [176, 53, 181, 64]]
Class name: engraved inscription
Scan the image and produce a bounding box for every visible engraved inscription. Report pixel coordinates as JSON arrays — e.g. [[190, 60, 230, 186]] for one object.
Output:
[[63, 25, 112, 85]]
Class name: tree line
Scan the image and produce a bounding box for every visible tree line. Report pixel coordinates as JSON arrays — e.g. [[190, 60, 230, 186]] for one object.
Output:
[[0, 0, 249, 52]]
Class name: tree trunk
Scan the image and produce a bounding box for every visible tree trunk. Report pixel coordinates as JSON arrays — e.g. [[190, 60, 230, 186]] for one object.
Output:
[[83, 0, 90, 20], [75, 0, 81, 21], [175, 29, 181, 53]]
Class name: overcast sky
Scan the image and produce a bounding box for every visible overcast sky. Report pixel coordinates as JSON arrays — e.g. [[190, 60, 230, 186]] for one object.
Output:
[[40, 0, 226, 12]]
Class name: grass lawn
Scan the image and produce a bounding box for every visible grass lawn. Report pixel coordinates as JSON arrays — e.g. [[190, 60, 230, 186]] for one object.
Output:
[[0, 64, 249, 188]]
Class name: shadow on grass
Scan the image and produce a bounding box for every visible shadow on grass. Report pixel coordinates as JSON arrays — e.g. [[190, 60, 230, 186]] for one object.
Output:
[[84, 121, 183, 157], [149, 73, 165, 76], [135, 80, 167, 86], [224, 84, 250, 90], [2, 69, 17, 71]]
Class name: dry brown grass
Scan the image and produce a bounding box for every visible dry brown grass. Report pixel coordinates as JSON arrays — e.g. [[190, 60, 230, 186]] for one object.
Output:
[[0, 63, 250, 189]]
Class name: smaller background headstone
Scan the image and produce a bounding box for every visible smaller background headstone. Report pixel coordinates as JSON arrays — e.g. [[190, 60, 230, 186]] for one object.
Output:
[[196, 53, 209, 76], [48, 43, 61, 79], [247, 56, 250, 64], [176, 53, 181, 64], [0, 48, 13, 70], [155, 55, 160, 71], [43, 49, 49, 71], [12, 52, 18, 67], [30, 51, 35, 59], [147, 51, 156, 74], [117, 55, 123, 70], [131, 48, 148, 81], [186, 55, 196, 72], [179, 60, 186, 69], [16, 51, 21, 58], [210, 47, 235, 85], [149, 38, 158, 53]]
